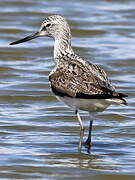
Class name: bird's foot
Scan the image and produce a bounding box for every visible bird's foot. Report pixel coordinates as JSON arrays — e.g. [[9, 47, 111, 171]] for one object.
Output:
[[78, 128, 84, 152], [85, 138, 91, 153]]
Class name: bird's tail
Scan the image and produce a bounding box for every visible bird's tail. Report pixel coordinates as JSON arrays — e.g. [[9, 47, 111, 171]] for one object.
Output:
[[107, 92, 128, 105]]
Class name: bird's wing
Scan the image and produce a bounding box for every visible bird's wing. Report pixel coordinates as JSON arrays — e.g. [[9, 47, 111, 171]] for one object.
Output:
[[49, 55, 127, 99]]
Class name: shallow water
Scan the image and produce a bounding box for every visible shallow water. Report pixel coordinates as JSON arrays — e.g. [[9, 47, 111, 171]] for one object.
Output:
[[0, 0, 135, 179]]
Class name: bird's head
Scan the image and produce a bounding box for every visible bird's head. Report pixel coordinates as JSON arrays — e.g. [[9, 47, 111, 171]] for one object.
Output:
[[10, 15, 71, 45]]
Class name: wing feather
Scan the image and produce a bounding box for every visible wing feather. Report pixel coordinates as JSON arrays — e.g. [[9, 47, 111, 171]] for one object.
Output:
[[49, 55, 127, 99]]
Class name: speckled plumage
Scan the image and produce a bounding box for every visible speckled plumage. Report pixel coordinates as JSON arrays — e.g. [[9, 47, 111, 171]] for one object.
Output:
[[10, 15, 127, 151], [49, 53, 126, 100]]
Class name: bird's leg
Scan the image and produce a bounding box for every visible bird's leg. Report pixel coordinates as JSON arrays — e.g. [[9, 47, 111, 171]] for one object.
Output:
[[75, 110, 84, 131], [85, 113, 94, 151], [75, 110, 84, 151]]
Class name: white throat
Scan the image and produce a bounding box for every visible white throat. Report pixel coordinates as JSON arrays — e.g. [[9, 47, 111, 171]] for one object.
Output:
[[53, 33, 74, 61]]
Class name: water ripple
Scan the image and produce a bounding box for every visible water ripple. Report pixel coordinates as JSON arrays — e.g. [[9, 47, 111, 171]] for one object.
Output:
[[0, 0, 135, 179]]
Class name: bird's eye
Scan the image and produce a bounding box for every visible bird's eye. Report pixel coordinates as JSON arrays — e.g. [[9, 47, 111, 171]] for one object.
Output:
[[41, 23, 51, 31], [46, 23, 51, 28]]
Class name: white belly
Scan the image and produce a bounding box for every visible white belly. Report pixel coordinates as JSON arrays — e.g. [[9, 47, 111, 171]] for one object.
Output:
[[56, 96, 111, 112]]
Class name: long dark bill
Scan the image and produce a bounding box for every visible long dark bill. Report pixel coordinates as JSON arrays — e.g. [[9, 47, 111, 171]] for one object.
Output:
[[9, 32, 40, 45]]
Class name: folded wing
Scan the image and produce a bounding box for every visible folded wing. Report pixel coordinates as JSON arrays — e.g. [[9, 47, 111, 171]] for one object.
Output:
[[49, 55, 127, 101]]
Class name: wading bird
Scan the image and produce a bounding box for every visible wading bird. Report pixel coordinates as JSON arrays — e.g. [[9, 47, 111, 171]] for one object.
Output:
[[10, 15, 127, 151]]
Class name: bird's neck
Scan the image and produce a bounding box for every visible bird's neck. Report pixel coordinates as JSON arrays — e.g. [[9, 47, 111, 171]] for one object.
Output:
[[54, 33, 74, 62]]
